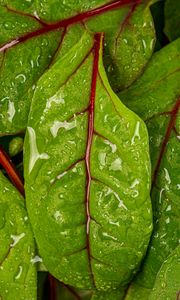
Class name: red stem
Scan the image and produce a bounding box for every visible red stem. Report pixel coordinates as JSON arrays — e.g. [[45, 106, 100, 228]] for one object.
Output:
[[152, 97, 180, 188], [48, 274, 57, 300], [0, 145, 25, 197], [85, 33, 102, 288]]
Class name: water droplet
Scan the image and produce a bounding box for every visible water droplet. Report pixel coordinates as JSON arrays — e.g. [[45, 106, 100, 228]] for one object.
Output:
[[7, 100, 15, 123], [98, 152, 106, 169], [123, 38, 128, 44], [131, 121, 141, 145], [109, 158, 122, 171], [142, 39, 147, 51], [102, 231, 118, 241], [104, 140, 117, 153], [130, 179, 140, 188], [50, 119, 77, 138], [15, 74, 27, 83], [124, 65, 130, 70], [10, 233, 25, 247], [150, 38, 155, 50], [54, 211, 62, 221], [41, 38, 49, 46], [164, 168, 171, 184], [107, 65, 114, 73], [0, 203, 7, 229], [14, 265, 23, 280], [27, 127, 49, 173], [43, 91, 65, 115], [166, 204, 171, 211], [57, 171, 67, 180], [31, 255, 43, 264], [3, 22, 15, 30], [131, 190, 139, 198], [165, 217, 170, 224], [59, 193, 64, 199]]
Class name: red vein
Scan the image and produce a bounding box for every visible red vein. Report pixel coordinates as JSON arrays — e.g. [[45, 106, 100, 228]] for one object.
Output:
[[115, 3, 137, 50], [152, 97, 180, 188], [4, 5, 48, 26], [0, 145, 25, 197], [0, 0, 141, 53], [85, 33, 102, 288], [48, 274, 57, 300], [62, 284, 82, 300], [0, 246, 11, 268], [47, 27, 67, 68]]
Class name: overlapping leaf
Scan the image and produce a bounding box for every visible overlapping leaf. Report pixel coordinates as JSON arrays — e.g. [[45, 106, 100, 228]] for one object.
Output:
[[24, 32, 152, 292], [119, 38, 180, 299], [0, 171, 37, 300], [149, 245, 180, 300], [0, 0, 155, 135]]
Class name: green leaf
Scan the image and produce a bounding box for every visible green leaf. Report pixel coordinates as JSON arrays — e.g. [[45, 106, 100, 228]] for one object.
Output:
[[0, 1, 155, 135], [149, 245, 180, 300], [24, 31, 152, 292], [119, 39, 180, 298], [91, 289, 125, 300], [0, 5, 61, 135], [0, 171, 37, 300], [103, 3, 156, 91], [164, 0, 180, 41]]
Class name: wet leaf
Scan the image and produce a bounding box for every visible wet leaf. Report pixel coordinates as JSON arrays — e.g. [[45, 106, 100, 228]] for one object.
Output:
[[149, 245, 180, 300], [119, 38, 180, 299], [103, 2, 155, 91], [0, 0, 155, 135], [0, 171, 37, 300], [0, 5, 61, 135], [24, 31, 152, 292]]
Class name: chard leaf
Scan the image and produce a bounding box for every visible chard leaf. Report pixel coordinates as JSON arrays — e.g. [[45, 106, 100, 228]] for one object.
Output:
[[149, 245, 180, 300], [164, 0, 180, 41], [0, 171, 37, 300], [119, 39, 180, 299], [0, 5, 61, 135], [24, 32, 152, 292], [0, 0, 155, 135]]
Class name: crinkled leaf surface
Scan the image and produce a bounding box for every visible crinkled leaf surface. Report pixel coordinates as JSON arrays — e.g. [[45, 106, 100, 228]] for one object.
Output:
[[0, 171, 36, 300], [149, 245, 180, 300], [24, 32, 152, 292], [0, 0, 155, 135], [119, 39, 180, 299], [164, 0, 180, 42]]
